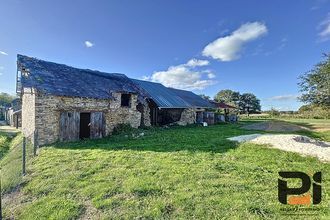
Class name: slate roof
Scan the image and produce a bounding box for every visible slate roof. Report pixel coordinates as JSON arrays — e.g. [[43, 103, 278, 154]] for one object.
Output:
[[11, 98, 21, 111], [18, 54, 139, 99], [17, 54, 214, 109], [131, 79, 214, 108]]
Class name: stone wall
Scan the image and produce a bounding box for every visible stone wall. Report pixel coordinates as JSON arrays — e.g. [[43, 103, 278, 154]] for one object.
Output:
[[140, 103, 151, 127], [6, 109, 13, 126], [24, 91, 141, 146], [21, 88, 203, 145], [13, 113, 22, 128], [6, 109, 22, 128], [22, 88, 36, 137], [177, 108, 197, 126], [105, 92, 141, 132]]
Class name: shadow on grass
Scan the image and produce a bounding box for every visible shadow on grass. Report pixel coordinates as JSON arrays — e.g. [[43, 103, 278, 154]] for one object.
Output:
[[51, 123, 248, 153]]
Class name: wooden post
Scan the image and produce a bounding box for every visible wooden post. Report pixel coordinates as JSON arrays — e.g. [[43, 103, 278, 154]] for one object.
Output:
[[16, 115, 19, 129], [22, 137, 26, 176], [0, 169, 2, 220], [33, 130, 38, 156]]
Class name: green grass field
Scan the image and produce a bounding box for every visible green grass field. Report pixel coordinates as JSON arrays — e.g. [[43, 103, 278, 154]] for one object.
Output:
[[2, 119, 330, 219]]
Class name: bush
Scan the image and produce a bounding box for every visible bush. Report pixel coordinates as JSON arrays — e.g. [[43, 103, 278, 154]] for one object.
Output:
[[298, 105, 330, 119], [269, 108, 280, 117], [112, 123, 136, 135]]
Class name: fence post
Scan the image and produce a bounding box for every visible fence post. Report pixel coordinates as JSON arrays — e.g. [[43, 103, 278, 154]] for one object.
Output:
[[33, 130, 38, 156], [0, 170, 2, 220], [22, 137, 26, 176], [16, 115, 19, 129]]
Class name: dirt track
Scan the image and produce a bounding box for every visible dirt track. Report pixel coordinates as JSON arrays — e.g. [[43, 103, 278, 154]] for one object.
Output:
[[242, 121, 308, 132]]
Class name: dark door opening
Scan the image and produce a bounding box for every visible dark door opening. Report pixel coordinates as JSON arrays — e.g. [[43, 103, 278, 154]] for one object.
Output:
[[148, 99, 158, 126], [80, 112, 91, 139]]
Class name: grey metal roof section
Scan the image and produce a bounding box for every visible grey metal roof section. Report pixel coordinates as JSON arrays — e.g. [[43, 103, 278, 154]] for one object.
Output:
[[131, 79, 214, 108], [18, 54, 139, 99], [168, 88, 215, 108], [131, 79, 191, 108]]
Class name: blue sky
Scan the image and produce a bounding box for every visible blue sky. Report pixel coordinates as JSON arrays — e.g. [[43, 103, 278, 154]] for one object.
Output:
[[0, 0, 329, 110]]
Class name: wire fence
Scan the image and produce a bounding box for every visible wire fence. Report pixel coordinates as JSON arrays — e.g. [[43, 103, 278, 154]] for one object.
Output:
[[0, 130, 39, 219]]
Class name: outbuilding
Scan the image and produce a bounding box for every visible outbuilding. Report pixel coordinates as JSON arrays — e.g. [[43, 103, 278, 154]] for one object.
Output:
[[17, 55, 214, 145]]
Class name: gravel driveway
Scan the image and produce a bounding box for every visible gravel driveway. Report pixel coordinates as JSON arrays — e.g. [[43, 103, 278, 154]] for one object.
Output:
[[228, 134, 330, 162]]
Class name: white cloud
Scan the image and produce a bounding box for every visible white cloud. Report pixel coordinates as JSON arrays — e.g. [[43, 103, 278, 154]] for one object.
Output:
[[311, 6, 320, 10], [148, 59, 216, 90], [141, 75, 150, 80], [84, 40, 94, 48], [319, 14, 330, 41], [207, 72, 216, 79], [202, 22, 268, 61], [185, 59, 209, 67], [278, 37, 287, 50], [0, 51, 8, 56], [320, 25, 330, 38], [318, 13, 330, 41], [268, 94, 298, 101], [0, 72, 3, 76]]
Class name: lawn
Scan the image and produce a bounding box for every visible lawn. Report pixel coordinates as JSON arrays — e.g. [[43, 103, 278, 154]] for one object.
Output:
[[3, 120, 330, 219]]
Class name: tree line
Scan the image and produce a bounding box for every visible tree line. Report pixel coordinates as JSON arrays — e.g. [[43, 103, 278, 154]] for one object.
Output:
[[200, 90, 261, 114], [298, 53, 330, 107], [296, 53, 330, 118], [0, 92, 16, 120]]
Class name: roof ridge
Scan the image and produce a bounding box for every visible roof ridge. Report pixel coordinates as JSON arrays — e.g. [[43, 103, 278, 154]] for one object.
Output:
[[17, 54, 127, 80], [17, 54, 138, 99]]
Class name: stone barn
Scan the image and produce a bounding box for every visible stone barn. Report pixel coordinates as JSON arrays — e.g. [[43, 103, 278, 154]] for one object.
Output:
[[18, 55, 144, 146], [17, 55, 214, 146]]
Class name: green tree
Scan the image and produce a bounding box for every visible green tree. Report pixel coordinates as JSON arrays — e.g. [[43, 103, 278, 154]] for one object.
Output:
[[238, 93, 261, 115], [214, 89, 240, 106], [199, 94, 210, 100], [298, 54, 330, 107], [0, 92, 16, 120], [0, 92, 15, 106], [269, 107, 280, 117]]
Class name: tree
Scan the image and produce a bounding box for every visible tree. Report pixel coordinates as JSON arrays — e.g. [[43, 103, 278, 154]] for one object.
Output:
[[0, 92, 16, 120], [238, 93, 261, 115], [0, 92, 15, 106], [199, 94, 210, 100], [269, 107, 280, 117], [298, 54, 330, 107], [214, 89, 240, 106]]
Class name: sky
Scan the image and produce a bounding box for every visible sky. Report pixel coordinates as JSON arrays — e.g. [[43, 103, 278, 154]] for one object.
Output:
[[0, 0, 330, 111]]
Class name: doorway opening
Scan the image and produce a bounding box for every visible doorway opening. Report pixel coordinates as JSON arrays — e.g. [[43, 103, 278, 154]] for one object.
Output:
[[80, 112, 91, 139]]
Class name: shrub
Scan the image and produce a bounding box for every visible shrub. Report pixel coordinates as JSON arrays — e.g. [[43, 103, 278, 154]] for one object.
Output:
[[112, 123, 136, 135], [269, 108, 280, 117]]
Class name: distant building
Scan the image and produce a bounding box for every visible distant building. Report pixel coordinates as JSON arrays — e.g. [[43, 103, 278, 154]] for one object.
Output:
[[5, 98, 21, 128]]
